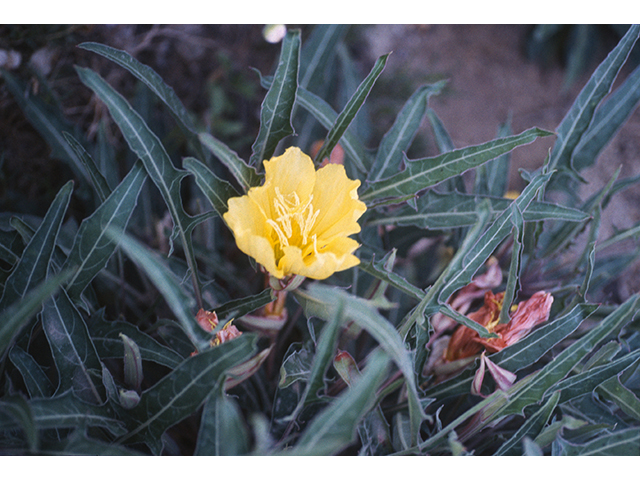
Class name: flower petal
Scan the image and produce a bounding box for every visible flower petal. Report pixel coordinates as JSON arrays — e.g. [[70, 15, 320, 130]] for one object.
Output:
[[312, 164, 366, 242]]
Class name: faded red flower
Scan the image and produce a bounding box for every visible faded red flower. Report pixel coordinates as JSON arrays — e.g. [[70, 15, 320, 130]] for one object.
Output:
[[445, 291, 553, 362]]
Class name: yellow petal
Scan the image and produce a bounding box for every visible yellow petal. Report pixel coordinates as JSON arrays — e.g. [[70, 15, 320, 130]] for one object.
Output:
[[312, 164, 366, 243]]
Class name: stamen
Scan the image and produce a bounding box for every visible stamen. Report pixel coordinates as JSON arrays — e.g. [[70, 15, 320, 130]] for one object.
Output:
[[269, 187, 320, 251]]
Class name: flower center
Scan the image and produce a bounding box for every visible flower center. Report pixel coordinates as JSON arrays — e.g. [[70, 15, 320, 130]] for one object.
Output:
[[267, 187, 320, 256]]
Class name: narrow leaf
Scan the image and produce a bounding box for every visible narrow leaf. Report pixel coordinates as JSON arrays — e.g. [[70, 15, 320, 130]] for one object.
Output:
[[194, 385, 250, 456], [250, 29, 300, 165], [75, 66, 203, 302], [548, 24, 640, 173], [183, 156, 239, 218], [105, 229, 209, 351], [62, 131, 112, 202], [0, 268, 74, 358], [371, 82, 446, 182], [493, 391, 560, 456], [199, 132, 262, 190], [115, 334, 257, 453], [78, 42, 198, 134], [314, 54, 389, 164], [63, 160, 147, 300], [361, 127, 553, 204], [8, 346, 54, 398], [42, 289, 106, 404], [366, 190, 589, 229], [0, 181, 73, 311], [573, 62, 640, 170], [289, 349, 391, 455]]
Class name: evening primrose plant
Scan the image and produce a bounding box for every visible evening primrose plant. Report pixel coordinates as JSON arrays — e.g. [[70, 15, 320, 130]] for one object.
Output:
[[1, 25, 640, 456]]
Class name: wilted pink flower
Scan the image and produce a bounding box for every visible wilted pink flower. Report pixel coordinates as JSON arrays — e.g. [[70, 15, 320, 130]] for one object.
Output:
[[195, 308, 242, 347], [445, 291, 553, 362]]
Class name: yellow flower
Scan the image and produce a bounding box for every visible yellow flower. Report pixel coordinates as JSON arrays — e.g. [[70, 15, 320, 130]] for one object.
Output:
[[223, 147, 367, 280]]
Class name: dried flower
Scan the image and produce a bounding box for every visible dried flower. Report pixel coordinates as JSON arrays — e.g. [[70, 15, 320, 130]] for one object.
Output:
[[445, 291, 553, 362], [223, 147, 366, 280]]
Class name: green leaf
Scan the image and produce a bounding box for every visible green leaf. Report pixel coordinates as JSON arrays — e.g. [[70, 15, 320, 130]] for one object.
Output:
[[75, 66, 204, 303], [8, 346, 54, 398], [0, 181, 73, 311], [78, 42, 198, 134], [42, 289, 106, 404], [63, 160, 147, 300], [555, 427, 640, 455], [88, 310, 184, 369], [0, 268, 74, 358], [298, 25, 349, 92], [437, 170, 553, 304], [0, 390, 125, 436], [215, 288, 275, 323], [183, 156, 239, 218], [288, 349, 391, 455], [596, 374, 640, 421], [426, 107, 456, 153], [370, 82, 446, 182], [358, 252, 425, 301], [550, 350, 640, 405], [198, 132, 262, 191], [365, 190, 589, 230], [361, 127, 553, 204], [104, 229, 209, 351], [250, 29, 300, 165], [291, 86, 371, 172], [115, 334, 257, 454], [548, 24, 640, 174], [493, 391, 560, 456], [314, 54, 389, 165], [295, 284, 425, 445], [62, 131, 112, 202], [194, 385, 250, 456], [573, 63, 640, 171], [0, 70, 91, 185]]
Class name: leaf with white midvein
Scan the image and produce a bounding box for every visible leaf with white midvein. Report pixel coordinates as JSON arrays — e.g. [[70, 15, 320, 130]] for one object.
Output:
[[572, 62, 640, 171], [105, 229, 210, 351], [9, 346, 54, 398], [87, 309, 184, 369], [288, 349, 391, 455], [370, 82, 446, 182], [183, 156, 239, 218], [115, 333, 257, 454], [63, 160, 147, 300], [0, 268, 74, 358], [313, 53, 389, 165], [554, 427, 640, 455], [294, 284, 425, 445], [62, 131, 112, 202], [198, 132, 262, 191], [436, 170, 553, 304], [361, 127, 553, 204], [365, 190, 589, 229], [75, 66, 204, 301], [194, 383, 251, 456], [42, 289, 106, 404], [0, 181, 73, 312], [0, 390, 125, 436], [548, 24, 640, 174], [250, 29, 300, 165], [493, 391, 561, 456]]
